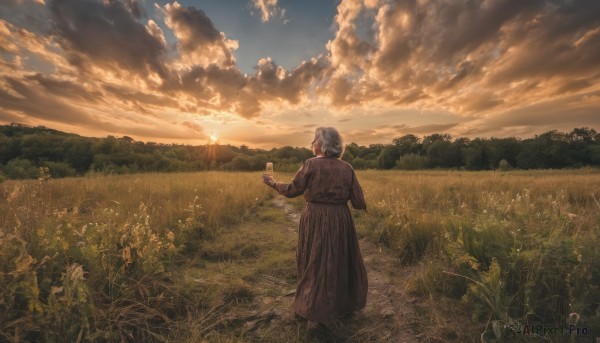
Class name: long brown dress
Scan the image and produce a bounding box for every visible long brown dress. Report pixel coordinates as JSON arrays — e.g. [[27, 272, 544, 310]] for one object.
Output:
[[268, 156, 368, 323]]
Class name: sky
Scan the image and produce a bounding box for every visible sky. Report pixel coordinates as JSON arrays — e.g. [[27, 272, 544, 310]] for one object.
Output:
[[0, 0, 599, 148]]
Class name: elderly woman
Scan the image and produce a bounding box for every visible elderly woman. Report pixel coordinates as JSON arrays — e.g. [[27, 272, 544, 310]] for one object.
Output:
[[262, 127, 368, 331]]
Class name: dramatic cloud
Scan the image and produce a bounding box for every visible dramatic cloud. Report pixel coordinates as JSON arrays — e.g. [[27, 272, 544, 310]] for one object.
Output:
[[326, 0, 373, 74], [0, 21, 20, 55], [164, 2, 238, 67], [250, 56, 329, 104], [459, 91, 600, 137], [0, 76, 107, 127], [324, 0, 600, 118], [0, 0, 599, 146], [49, 0, 168, 80], [0, 19, 67, 72], [171, 64, 258, 118], [251, 0, 285, 23], [163, 55, 328, 119]]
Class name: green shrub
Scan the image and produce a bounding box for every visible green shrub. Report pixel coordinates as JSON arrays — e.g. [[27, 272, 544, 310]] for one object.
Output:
[[498, 159, 512, 171], [4, 158, 38, 179], [395, 153, 428, 170], [462, 258, 509, 322], [44, 161, 77, 178], [351, 157, 377, 169]]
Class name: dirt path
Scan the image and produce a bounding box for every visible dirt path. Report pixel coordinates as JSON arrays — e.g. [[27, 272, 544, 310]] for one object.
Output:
[[237, 195, 424, 342]]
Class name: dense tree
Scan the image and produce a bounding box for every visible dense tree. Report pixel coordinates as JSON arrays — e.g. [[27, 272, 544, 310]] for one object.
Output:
[[590, 145, 600, 165], [489, 137, 521, 168], [462, 147, 484, 170], [423, 133, 452, 150], [273, 146, 298, 160], [64, 138, 93, 172], [345, 143, 362, 157], [377, 147, 400, 169], [426, 139, 458, 168], [516, 140, 538, 169], [1, 124, 599, 180], [392, 134, 421, 155], [568, 128, 597, 166], [341, 149, 354, 162], [0, 135, 21, 164]]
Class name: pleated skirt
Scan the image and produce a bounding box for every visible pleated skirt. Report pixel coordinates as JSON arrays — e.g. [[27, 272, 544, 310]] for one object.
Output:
[[292, 202, 368, 323]]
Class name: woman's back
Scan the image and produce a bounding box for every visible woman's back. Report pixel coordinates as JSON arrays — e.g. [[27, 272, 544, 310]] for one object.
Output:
[[276, 156, 366, 210], [303, 156, 354, 204]]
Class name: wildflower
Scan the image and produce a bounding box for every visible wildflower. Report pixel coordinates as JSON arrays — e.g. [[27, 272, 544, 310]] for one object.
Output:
[[122, 246, 132, 264], [166, 231, 175, 241], [15, 255, 35, 273], [66, 264, 85, 281]]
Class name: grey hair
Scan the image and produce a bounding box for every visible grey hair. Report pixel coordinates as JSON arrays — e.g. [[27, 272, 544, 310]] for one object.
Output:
[[315, 127, 344, 158]]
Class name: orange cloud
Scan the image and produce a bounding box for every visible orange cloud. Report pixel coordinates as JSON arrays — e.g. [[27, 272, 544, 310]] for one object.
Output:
[[251, 0, 286, 23], [325, 0, 600, 119]]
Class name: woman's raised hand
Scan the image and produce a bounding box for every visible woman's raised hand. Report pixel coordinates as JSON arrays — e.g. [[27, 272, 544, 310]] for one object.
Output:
[[262, 173, 276, 186]]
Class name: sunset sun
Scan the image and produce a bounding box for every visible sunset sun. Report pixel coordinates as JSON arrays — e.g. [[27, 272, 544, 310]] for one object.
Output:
[[210, 133, 218, 144]]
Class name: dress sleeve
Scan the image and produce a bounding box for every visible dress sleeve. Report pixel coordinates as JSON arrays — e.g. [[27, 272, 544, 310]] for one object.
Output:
[[269, 160, 311, 198], [349, 168, 367, 210]]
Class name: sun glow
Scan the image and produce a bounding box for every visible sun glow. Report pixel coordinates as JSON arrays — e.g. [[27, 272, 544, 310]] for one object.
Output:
[[209, 133, 218, 143]]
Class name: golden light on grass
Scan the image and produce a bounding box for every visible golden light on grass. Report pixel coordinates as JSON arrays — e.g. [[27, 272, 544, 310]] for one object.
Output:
[[2, 169, 600, 341]]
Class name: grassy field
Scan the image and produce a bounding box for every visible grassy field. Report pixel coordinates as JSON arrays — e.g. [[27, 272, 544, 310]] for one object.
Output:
[[1, 169, 599, 342], [0, 172, 272, 342], [356, 169, 600, 341]]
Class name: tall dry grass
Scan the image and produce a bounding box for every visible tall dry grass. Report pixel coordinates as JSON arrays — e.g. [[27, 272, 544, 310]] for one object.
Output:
[[2, 168, 599, 341], [355, 169, 600, 340], [0, 172, 270, 342]]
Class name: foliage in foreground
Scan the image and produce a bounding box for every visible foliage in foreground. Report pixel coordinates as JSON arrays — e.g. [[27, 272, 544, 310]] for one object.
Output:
[[2, 169, 599, 342], [356, 170, 600, 341], [0, 172, 270, 342]]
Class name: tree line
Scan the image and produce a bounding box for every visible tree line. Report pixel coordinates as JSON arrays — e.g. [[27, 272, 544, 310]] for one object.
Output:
[[1, 123, 599, 181]]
